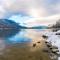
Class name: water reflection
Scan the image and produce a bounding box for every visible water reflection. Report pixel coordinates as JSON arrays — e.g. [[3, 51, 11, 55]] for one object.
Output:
[[0, 29, 31, 44], [0, 29, 20, 38], [5, 29, 32, 44], [0, 29, 32, 55]]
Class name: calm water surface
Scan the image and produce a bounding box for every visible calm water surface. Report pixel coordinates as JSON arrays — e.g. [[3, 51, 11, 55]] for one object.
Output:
[[0, 29, 49, 45], [4, 29, 32, 44]]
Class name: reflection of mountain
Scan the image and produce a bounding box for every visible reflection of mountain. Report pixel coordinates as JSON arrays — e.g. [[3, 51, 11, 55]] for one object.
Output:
[[27, 26, 48, 29], [0, 19, 26, 38]]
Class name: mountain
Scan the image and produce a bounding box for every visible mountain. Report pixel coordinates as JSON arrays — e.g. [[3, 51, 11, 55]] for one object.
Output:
[[0, 19, 27, 38], [27, 26, 48, 29], [0, 19, 27, 29]]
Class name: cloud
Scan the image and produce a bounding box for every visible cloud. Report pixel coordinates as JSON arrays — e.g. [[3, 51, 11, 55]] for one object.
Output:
[[9, 14, 32, 26], [0, 0, 57, 18], [0, 0, 60, 23], [24, 14, 60, 27]]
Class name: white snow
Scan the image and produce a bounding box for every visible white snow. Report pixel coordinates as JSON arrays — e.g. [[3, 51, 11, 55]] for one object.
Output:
[[41, 30, 60, 60]]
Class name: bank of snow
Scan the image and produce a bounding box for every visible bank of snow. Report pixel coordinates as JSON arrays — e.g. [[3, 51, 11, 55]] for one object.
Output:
[[40, 30, 60, 60]]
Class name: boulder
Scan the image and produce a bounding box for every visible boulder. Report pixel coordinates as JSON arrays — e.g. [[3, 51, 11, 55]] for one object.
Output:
[[46, 43, 52, 47], [49, 46, 58, 49], [42, 35, 48, 39], [49, 53, 57, 60], [56, 33, 60, 35], [51, 49, 59, 53]]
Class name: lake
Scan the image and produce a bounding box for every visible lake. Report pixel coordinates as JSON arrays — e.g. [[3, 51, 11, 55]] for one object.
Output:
[[0, 29, 60, 60]]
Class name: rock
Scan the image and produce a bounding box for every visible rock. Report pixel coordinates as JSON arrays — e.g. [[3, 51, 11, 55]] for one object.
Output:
[[56, 33, 60, 35], [37, 41, 40, 43], [51, 49, 59, 53], [33, 44, 36, 47], [49, 53, 57, 60], [49, 46, 58, 49], [45, 41, 49, 43], [46, 43, 52, 47], [42, 35, 48, 39]]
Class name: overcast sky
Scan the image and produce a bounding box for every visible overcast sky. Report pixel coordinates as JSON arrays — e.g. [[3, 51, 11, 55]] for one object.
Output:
[[0, 0, 60, 26]]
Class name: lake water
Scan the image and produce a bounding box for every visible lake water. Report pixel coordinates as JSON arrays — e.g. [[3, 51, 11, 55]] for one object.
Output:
[[5, 29, 32, 44], [0, 29, 60, 46], [0, 29, 49, 51], [0, 29, 55, 48], [1, 29, 47, 44], [0, 29, 60, 60]]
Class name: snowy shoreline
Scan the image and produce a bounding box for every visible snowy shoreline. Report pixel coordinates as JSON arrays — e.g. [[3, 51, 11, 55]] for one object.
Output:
[[38, 29, 60, 60]]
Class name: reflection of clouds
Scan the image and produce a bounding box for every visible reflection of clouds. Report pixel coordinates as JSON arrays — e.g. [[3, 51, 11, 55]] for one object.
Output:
[[6, 30, 32, 44]]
